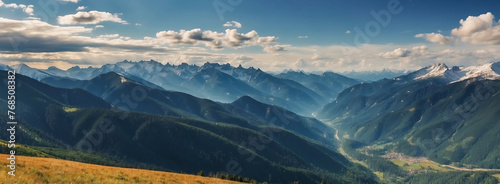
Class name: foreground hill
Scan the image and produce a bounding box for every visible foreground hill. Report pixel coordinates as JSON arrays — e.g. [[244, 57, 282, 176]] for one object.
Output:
[[0, 154, 244, 184]]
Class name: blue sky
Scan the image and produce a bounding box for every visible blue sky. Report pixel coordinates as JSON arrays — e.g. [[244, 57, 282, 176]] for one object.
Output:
[[1, 0, 500, 71]]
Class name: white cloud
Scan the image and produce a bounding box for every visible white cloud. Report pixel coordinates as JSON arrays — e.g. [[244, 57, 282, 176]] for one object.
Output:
[[154, 28, 276, 50], [58, 11, 128, 25], [76, 6, 86, 11], [24, 5, 34, 15], [415, 33, 456, 45], [295, 58, 306, 68], [232, 55, 253, 62], [451, 12, 500, 45], [223, 21, 242, 28], [298, 36, 309, 39], [0, 17, 167, 54], [95, 25, 104, 28], [416, 12, 500, 45], [346, 30, 351, 34], [0, 0, 34, 15], [412, 45, 428, 53], [263, 45, 287, 53], [2, 13, 500, 73], [452, 12, 495, 36], [98, 34, 120, 38], [380, 48, 411, 58]]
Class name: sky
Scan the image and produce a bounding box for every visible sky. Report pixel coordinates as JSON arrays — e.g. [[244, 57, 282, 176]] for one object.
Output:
[[1, 0, 500, 72]]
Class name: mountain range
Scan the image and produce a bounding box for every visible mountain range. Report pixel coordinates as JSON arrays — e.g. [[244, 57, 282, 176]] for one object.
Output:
[[9, 60, 360, 116], [0, 69, 375, 183], [2, 60, 500, 183]]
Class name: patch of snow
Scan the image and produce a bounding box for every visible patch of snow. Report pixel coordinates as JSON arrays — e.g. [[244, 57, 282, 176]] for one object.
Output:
[[414, 63, 449, 80], [120, 76, 127, 83]]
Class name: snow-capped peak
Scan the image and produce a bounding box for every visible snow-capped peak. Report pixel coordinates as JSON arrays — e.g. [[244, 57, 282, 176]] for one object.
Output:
[[414, 63, 449, 80], [413, 62, 500, 83], [454, 62, 500, 83]]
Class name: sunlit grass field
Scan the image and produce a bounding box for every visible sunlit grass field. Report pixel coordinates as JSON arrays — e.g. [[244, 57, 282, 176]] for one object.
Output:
[[0, 154, 242, 184]]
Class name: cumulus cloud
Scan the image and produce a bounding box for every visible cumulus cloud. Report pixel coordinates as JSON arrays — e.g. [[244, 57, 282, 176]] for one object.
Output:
[[154, 28, 276, 50], [76, 6, 86, 11], [345, 30, 351, 34], [415, 12, 500, 45], [451, 12, 500, 45], [58, 11, 128, 25], [452, 12, 495, 36], [298, 36, 309, 39], [0, 0, 34, 15], [223, 21, 242, 28], [263, 45, 286, 53], [380, 48, 411, 58], [415, 33, 456, 45]]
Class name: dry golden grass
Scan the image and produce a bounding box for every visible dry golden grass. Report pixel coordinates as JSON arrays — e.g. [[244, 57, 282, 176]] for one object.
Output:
[[493, 174, 500, 181], [0, 154, 243, 184]]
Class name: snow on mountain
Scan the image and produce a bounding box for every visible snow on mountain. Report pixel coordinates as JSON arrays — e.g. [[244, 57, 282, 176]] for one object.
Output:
[[413, 63, 450, 80], [413, 62, 500, 83], [456, 62, 500, 82], [11, 64, 52, 80]]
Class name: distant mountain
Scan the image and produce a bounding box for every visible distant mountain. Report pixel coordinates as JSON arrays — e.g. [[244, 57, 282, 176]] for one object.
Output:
[[318, 62, 500, 169], [55, 72, 338, 147], [11, 64, 54, 80], [0, 63, 12, 71], [340, 69, 411, 82], [276, 71, 360, 102], [201, 62, 323, 115], [182, 65, 266, 104], [14, 60, 357, 116]]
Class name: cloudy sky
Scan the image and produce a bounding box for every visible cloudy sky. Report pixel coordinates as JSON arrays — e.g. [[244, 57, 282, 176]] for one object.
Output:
[[1, 0, 500, 72]]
